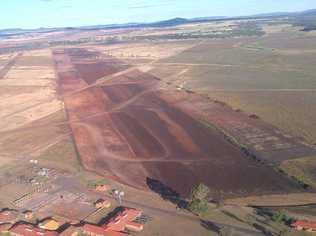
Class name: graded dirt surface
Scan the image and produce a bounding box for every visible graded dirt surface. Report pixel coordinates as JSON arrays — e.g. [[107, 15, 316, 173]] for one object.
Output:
[[54, 47, 312, 199], [163, 91, 316, 163]]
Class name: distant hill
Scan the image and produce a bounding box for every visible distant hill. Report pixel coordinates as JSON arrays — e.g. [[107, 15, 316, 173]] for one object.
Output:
[[148, 17, 189, 27], [77, 8, 316, 30], [1, 8, 316, 35], [301, 9, 316, 15], [293, 9, 316, 31]]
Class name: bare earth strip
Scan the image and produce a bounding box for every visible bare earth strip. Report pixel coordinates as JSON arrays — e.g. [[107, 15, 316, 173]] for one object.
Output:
[[54, 48, 311, 199]]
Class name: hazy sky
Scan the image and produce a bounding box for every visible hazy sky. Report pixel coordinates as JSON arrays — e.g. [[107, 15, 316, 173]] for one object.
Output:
[[1, 0, 316, 29]]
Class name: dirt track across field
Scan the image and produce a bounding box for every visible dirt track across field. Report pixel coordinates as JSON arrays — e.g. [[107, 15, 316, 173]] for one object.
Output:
[[0, 53, 22, 79]]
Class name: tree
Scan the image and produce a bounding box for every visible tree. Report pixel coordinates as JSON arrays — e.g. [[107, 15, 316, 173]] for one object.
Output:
[[272, 211, 286, 223], [188, 199, 208, 215], [188, 183, 210, 216], [190, 183, 210, 201]]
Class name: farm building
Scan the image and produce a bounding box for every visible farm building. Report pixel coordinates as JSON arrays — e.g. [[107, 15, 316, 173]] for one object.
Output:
[[82, 223, 127, 236], [39, 218, 60, 231], [291, 220, 316, 232], [103, 208, 143, 232], [83, 207, 144, 235], [23, 210, 34, 220], [95, 184, 110, 192], [9, 222, 59, 236], [94, 199, 111, 209], [59, 225, 80, 236], [0, 209, 19, 224]]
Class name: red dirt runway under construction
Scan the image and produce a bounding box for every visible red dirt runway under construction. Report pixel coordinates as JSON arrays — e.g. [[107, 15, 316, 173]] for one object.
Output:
[[53, 48, 308, 199]]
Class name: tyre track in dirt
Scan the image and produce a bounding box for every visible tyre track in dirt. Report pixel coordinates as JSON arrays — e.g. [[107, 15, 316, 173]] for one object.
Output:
[[0, 53, 23, 79]]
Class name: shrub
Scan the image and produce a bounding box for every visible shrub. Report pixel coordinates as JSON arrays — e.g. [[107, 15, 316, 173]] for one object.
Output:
[[188, 183, 210, 216]]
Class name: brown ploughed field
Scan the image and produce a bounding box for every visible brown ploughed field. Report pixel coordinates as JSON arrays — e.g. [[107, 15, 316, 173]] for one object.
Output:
[[53, 48, 309, 199], [160, 91, 316, 164]]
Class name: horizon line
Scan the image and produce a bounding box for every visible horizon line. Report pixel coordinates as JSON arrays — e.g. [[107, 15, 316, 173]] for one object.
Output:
[[0, 7, 314, 32]]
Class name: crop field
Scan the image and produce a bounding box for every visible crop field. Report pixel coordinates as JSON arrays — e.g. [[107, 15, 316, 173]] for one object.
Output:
[[0, 111, 70, 159], [53, 47, 315, 199], [281, 155, 316, 188], [159, 91, 316, 163], [149, 27, 316, 145], [206, 91, 316, 145], [93, 41, 195, 61], [0, 49, 67, 169]]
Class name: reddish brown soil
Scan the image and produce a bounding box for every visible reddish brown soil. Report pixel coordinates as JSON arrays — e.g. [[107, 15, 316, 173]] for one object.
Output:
[[64, 48, 128, 85], [53, 48, 308, 199], [141, 162, 298, 197], [126, 108, 197, 158], [111, 112, 166, 158], [102, 83, 144, 104], [159, 91, 316, 164], [74, 62, 124, 84]]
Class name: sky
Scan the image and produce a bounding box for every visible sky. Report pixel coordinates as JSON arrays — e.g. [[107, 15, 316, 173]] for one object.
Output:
[[1, 0, 316, 29]]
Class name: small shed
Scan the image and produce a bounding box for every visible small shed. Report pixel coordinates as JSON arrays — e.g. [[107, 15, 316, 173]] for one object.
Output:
[[94, 199, 111, 209], [23, 210, 34, 220], [95, 184, 110, 192], [39, 218, 60, 231]]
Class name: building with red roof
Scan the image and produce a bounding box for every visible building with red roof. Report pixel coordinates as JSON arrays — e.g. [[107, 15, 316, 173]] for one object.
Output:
[[0, 209, 19, 224], [82, 223, 127, 236], [94, 199, 111, 209], [82, 207, 143, 235], [103, 208, 143, 232], [291, 220, 316, 232], [0, 222, 12, 233], [59, 225, 80, 236], [95, 184, 110, 192], [9, 222, 59, 236], [0, 206, 144, 236]]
